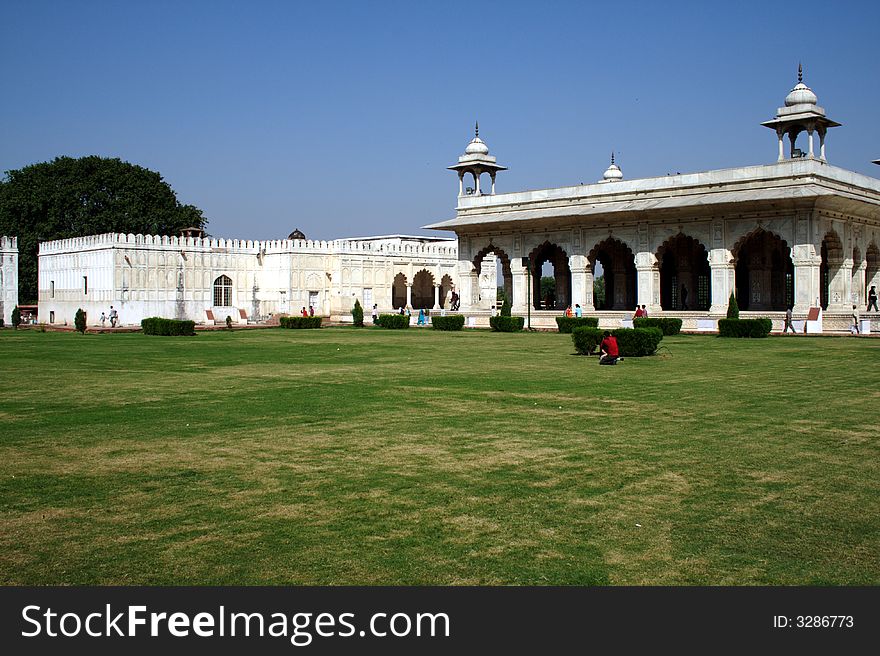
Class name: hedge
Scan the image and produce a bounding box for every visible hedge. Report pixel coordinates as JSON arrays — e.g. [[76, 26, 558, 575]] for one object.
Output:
[[489, 316, 525, 332], [279, 316, 322, 329], [633, 317, 682, 336], [572, 327, 663, 356], [555, 316, 599, 333], [141, 317, 196, 336], [376, 314, 410, 329], [717, 318, 772, 338], [431, 315, 465, 331]]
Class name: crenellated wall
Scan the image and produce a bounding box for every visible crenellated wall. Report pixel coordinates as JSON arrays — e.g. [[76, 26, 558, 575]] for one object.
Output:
[[37, 233, 459, 326]]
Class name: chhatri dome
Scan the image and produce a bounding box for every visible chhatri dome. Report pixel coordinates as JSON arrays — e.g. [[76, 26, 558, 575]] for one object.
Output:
[[600, 152, 623, 183], [784, 64, 818, 107], [464, 125, 490, 156], [761, 64, 840, 161], [447, 122, 507, 196]]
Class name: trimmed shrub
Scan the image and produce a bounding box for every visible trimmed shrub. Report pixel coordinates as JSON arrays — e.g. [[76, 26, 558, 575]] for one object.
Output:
[[352, 300, 364, 327], [376, 313, 410, 329], [279, 316, 322, 329], [0, 318, 4, 327], [572, 327, 663, 356], [555, 316, 599, 333], [141, 317, 196, 336], [431, 314, 465, 331], [718, 318, 772, 338], [633, 317, 682, 336], [225, 315, 233, 330], [74, 308, 86, 334], [489, 315, 525, 332], [12, 306, 21, 330], [500, 298, 512, 317], [726, 293, 739, 319], [613, 327, 663, 356], [571, 327, 603, 355]]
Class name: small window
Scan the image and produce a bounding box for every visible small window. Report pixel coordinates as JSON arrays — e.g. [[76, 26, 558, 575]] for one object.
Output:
[[83, 276, 88, 295], [213, 275, 232, 307], [50, 281, 55, 298], [50, 311, 55, 323]]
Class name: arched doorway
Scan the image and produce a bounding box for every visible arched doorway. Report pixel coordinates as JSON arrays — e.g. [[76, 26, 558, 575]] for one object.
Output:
[[733, 230, 793, 311], [529, 242, 571, 310], [439, 274, 454, 308], [392, 273, 407, 309], [866, 243, 880, 308], [588, 238, 636, 310], [657, 234, 711, 311], [412, 270, 434, 309], [819, 230, 844, 310], [473, 245, 512, 310]]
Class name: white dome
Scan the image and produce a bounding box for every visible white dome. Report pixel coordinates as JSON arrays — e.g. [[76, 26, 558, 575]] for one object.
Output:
[[603, 163, 623, 181], [465, 136, 490, 156], [785, 82, 818, 107]]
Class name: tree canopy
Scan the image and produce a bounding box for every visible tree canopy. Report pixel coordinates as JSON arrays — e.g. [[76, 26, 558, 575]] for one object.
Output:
[[0, 156, 208, 302]]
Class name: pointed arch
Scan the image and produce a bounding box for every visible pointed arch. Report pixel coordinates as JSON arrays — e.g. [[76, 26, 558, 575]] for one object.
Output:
[[412, 269, 435, 309], [732, 229, 792, 311], [473, 244, 512, 309], [587, 237, 636, 310], [656, 233, 711, 311], [820, 230, 844, 310], [392, 272, 407, 309], [528, 241, 571, 310]]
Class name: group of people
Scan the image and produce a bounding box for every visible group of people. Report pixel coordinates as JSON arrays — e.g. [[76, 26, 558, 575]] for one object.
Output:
[[563, 304, 584, 317], [300, 306, 315, 317], [99, 306, 119, 328], [632, 305, 649, 319]]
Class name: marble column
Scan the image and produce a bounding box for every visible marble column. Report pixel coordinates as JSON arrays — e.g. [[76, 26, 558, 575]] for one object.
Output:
[[791, 244, 821, 313], [852, 261, 866, 307], [635, 251, 659, 314], [433, 284, 440, 310], [511, 259, 529, 313], [569, 255, 591, 312], [708, 248, 735, 315], [827, 258, 849, 312], [405, 283, 412, 309]]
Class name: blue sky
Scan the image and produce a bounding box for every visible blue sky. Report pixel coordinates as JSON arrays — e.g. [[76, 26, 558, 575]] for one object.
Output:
[[2, 0, 878, 240]]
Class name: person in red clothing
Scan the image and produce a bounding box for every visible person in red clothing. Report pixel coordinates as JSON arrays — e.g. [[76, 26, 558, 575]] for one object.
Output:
[[301, 307, 308, 317], [599, 330, 620, 365]]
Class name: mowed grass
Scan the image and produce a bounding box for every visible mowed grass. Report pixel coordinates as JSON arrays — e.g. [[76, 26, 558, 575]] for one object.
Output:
[[0, 327, 878, 586]]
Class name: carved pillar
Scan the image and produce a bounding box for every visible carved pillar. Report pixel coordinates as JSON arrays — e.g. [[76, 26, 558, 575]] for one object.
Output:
[[433, 284, 440, 310], [405, 283, 412, 308], [791, 244, 821, 313], [635, 251, 659, 314], [827, 257, 849, 312], [852, 261, 866, 307], [569, 255, 590, 312], [708, 248, 735, 315], [511, 259, 528, 313]]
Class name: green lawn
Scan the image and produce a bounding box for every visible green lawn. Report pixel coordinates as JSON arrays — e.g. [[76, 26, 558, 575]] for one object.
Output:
[[0, 328, 878, 585]]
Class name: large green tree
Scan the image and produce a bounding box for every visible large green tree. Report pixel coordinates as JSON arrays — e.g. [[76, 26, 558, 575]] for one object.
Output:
[[0, 156, 208, 302]]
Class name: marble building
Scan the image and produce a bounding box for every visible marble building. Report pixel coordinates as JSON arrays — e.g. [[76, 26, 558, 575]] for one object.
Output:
[[38, 232, 457, 326], [427, 69, 880, 331]]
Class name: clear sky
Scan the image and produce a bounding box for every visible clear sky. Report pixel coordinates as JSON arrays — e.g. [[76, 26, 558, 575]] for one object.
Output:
[[2, 0, 878, 241]]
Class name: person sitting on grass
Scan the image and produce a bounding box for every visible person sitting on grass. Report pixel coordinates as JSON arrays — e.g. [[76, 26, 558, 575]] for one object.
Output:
[[599, 330, 621, 365]]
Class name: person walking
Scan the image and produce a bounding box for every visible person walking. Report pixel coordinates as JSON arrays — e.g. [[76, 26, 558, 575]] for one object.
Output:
[[100, 312, 107, 327], [109, 306, 118, 327], [783, 307, 797, 334], [868, 286, 878, 312], [851, 305, 861, 335], [371, 304, 378, 324]]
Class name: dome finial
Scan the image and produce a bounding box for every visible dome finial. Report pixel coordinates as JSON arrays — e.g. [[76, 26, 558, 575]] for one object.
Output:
[[475, 120, 479, 138], [611, 151, 615, 165], [798, 62, 803, 83]]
